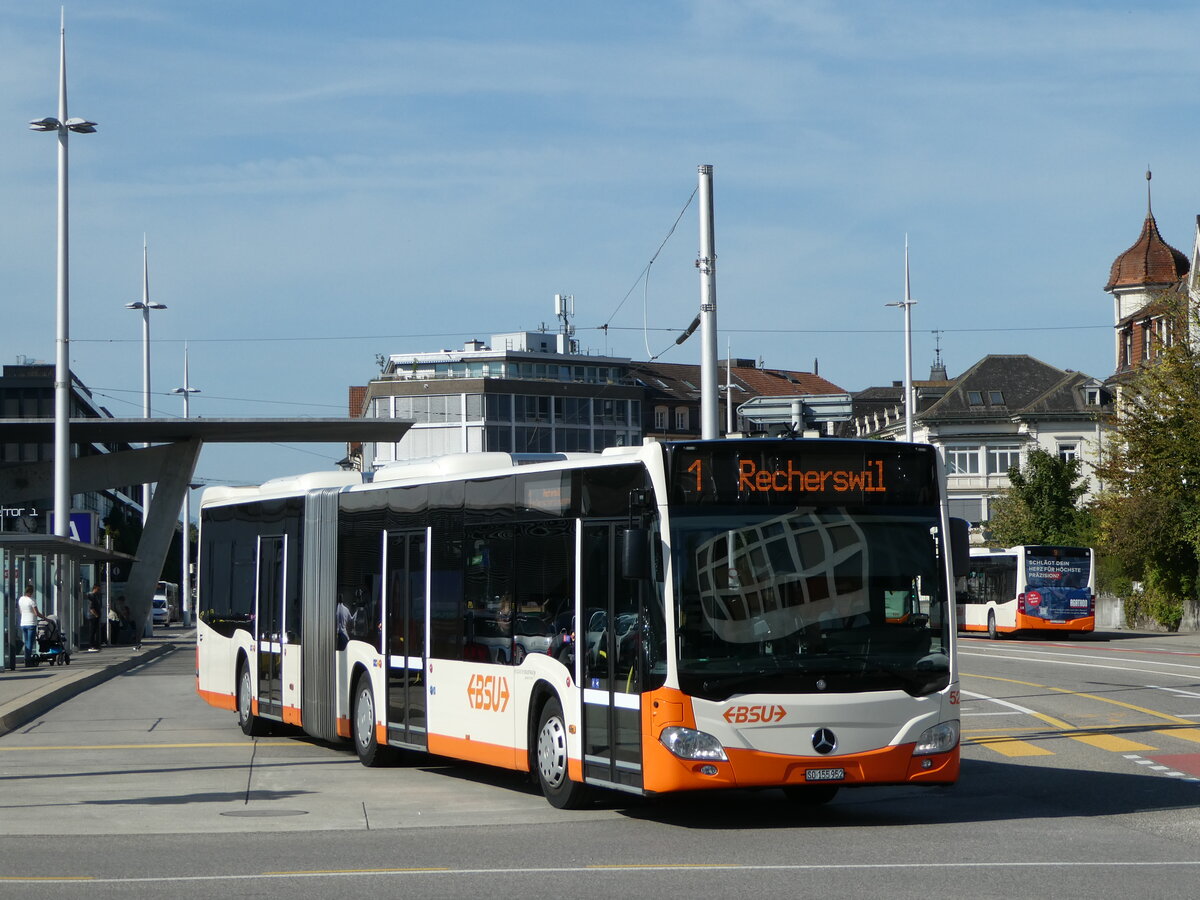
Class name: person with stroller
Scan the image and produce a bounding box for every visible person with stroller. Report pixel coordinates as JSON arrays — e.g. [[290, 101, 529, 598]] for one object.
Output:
[[18, 582, 47, 668]]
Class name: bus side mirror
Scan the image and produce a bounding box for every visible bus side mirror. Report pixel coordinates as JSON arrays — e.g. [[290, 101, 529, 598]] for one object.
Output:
[[949, 517, 971, 578], [622, 528, 650, 581]]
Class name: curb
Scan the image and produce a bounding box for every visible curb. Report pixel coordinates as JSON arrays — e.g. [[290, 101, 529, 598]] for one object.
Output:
[[0, 642, 179, 738]]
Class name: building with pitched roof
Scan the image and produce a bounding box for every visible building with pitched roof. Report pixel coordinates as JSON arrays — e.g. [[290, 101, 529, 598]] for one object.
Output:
[[628, 358, 845, 439], [1104, 172, 1199, 380], [849, 355, 1111, 524]]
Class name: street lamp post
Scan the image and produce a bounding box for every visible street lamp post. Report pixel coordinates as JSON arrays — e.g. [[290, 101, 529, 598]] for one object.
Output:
[[886, 236, 918, 443], [125, 238, 166, 527], [29, 12, 96, 543], [171, 345, 199, 627]]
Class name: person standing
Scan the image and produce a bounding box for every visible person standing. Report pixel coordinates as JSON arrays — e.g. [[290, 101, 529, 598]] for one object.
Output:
[[85, 584, 103, 652], [18, 582, 46, 667]]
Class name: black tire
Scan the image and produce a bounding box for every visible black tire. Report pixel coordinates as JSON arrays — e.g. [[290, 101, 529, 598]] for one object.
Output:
[[353, 674, 394, 767], [237, 662, 269, 736], [783, 784, 839, 806], [535, 697, 590, 809], [987, 611, 1000, 640]]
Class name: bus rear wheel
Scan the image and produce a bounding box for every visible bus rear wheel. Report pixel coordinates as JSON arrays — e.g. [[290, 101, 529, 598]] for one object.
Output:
[[535, 697, 590, 809], [237, 662, 268, 736], [353, 675, 394, 767], [987, 611, 1000, 640]]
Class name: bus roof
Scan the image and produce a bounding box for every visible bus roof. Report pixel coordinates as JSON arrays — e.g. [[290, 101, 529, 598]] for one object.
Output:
[[199, 446, 648, 508]]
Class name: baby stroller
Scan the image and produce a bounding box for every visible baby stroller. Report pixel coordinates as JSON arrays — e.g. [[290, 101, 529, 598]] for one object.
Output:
[[34, 615, 71, 667]]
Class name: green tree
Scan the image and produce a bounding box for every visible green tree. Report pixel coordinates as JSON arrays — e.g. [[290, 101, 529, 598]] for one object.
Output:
[[986, 448, 1091, 547], [1093, 290, 1200, 630]]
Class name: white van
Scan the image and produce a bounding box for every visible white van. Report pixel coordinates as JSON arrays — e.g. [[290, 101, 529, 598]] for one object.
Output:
[[153, 581, 180, 626]]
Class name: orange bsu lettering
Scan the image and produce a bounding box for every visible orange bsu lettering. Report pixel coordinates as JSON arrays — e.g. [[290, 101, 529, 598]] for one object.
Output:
[[467, 673, 510, 712], [723, 704, 787, 724], [737, 459, 887, 494]]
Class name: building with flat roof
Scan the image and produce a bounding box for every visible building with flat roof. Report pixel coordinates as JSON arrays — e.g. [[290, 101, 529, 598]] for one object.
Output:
[[348, 298, 846, 471], [0, 362, 141, 537]]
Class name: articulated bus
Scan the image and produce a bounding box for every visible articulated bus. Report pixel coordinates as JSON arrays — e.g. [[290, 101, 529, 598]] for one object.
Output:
[[959, 545, 1096, 639], [195, 438, 967, 808]]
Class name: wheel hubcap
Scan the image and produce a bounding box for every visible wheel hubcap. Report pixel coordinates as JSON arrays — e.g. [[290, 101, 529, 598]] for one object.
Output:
[[356, 689, 374, 748], [239, 671, 251, 721], [537, 716, 567, 788]]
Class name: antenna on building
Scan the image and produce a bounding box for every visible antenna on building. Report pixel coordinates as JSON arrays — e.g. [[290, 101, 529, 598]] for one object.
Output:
[[554, 293, 577, 354]]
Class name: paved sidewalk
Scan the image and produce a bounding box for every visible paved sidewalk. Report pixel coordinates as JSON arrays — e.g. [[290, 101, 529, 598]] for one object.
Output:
[[0, 627, 190, 737]]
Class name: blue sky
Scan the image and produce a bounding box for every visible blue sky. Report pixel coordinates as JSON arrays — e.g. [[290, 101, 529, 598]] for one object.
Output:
[[2, 1, 1199, 489]]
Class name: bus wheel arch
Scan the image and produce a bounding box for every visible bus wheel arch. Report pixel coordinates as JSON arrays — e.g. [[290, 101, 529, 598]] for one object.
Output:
[[526, 682, 557, 776]]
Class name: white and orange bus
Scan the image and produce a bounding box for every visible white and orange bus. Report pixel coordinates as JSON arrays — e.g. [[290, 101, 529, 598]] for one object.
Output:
[[959, 545, 1095, 639], [196, 438, 966, 808]]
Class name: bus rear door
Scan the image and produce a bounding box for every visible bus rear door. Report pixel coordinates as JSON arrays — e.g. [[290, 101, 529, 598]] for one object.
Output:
[[255, 535, 287, 720], [385, 530, 428, 749], [580, 522, 644, 794]]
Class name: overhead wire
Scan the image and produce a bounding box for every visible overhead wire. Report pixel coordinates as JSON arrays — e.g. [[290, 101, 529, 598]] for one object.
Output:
[[601, 186, 699, 351]]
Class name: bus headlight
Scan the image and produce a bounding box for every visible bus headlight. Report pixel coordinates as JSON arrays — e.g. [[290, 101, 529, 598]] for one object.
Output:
[[660, 726, 728, 761], [914, 721, 960, 756]]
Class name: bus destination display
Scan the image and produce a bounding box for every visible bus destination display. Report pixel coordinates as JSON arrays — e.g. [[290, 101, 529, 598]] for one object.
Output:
[[669, 442, 937, 506]]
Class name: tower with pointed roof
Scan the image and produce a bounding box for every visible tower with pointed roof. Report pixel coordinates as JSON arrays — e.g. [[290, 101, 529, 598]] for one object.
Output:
[[1104, 171, 1190, 376]]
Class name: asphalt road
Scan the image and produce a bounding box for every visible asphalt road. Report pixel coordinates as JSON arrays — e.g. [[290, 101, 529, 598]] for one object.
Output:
[[1, 633, 1199, 899]]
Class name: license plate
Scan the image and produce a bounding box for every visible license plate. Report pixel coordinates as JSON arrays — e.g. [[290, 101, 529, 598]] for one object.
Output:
[[805, 767, 845, 782]]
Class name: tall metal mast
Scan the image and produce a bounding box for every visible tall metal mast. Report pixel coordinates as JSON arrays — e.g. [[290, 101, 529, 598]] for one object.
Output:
[[697, 165, 719, 439]]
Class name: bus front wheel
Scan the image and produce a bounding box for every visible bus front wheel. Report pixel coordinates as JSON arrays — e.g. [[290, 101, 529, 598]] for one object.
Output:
[[237, 663, 268, 737], [535, 698, 590, 809]]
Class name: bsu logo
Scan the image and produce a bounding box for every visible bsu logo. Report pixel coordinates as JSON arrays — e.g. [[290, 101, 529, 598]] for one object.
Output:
[[723, 704, 787, 724], [467, 674, 510, 712]]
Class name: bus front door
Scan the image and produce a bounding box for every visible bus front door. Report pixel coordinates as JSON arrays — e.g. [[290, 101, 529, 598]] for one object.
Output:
[[255, 535, 287, 720], [385, 530, 428, 749], [580, 522, 643, 793]]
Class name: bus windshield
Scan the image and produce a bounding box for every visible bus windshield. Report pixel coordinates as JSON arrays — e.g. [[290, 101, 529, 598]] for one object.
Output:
[[670, 505, 951, 701]]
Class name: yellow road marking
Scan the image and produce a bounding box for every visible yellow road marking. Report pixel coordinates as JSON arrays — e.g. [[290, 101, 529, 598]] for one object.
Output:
[[1071, 734, 1156, 752], [588, 864, 734, 870], [0, 741, 293, 752], [967, 673, 1194, 725], [968, 725, 1159, 753], [265, 868, 450, 875], [964, 673, 1200, 756], [972, 737, 1053, 757], [1153, 727, 1200, 744]]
